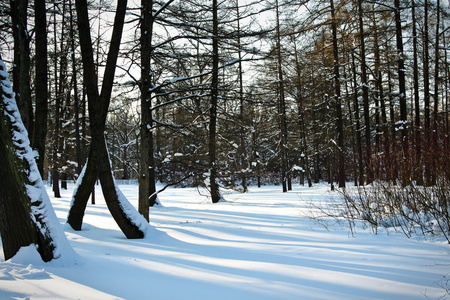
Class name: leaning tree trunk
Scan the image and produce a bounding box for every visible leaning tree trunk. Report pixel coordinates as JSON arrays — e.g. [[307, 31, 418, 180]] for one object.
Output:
[[68, 0, 147, 238], [0, 59, 75, 262], [67, 147, 97, 230]]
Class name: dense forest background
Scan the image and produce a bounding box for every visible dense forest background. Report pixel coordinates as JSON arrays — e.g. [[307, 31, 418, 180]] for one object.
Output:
[[1, 0, 449, 198]]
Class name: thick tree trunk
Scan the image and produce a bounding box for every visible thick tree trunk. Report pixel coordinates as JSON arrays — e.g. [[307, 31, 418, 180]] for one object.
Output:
[[0, 145, 42, 261], [0, 59, 73, 262]]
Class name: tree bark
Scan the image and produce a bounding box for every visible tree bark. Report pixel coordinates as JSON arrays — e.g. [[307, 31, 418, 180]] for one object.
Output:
[[68, 0, 146, 238], [432, 0, 440, 185], [276, 0, 288, 193], [32, 0, 48, 177], [69, 0, 82, 176], [139, 0, 157, 221], [236, 0, 248, 193], [423, 0, 432, 185], [0, 59, 64, 262], [411, 0, 423, 184], [358, 0, 372, 184], [18, 0, 33, 135], [351, 51, 364, 186], [209, 0, 221, 203], [394, 0, 408, 173]]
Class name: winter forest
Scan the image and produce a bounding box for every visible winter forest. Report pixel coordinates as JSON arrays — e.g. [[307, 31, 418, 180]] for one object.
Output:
[[1, 0, 450, 298]]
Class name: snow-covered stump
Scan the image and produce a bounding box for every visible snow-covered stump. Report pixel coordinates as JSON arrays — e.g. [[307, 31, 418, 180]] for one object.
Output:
[[0, 59, 76, 262]]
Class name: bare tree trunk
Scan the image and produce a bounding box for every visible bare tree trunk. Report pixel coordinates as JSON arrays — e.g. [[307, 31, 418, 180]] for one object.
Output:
[[358, 0, 372, 184], [139, 0, 156, 221], [275, 0, 288, 193], [432, 0, 441, 185], [331, 0, 345, 188], [69, 0, 82, 176], [18, 0, 33, 135], [67, 147, 97, 230], [209, 0, 221, 203], [33, 0, 48, 177], [68, 0, 146, 238], [412, 0, 423, 185], [350, 51, 364, 186], [394, 0, 409, 184], [236, 0, 247, 193], [372, 8, 389, 182], [9, 0, 20, 105], [51, 3, 61, 198], [424, 0, 432, 185]]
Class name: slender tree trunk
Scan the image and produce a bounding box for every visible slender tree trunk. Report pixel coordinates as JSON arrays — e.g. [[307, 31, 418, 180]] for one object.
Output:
[[275, 0, 288, 192], [9, 0, 20, 105], [394, 0, 409, 184], [209, 0, 221, 203], [424, 0, 432, 185], [52, 3, 61, 198], [18, 0, 33, 135], [372, 11, 387, 181], [70, 0, 82, 176], [236, 0, 248, 193], [387, 66, 398, 181], [358, 0, 372, 184], [331, 0, 345, 188], [69, 0, 146, 238], [432, 0, 440, 185], [351, 51, 364, 186], [139, 0, 156, 221], [412, 0, 423, 184], [33, 0, 48, 177]]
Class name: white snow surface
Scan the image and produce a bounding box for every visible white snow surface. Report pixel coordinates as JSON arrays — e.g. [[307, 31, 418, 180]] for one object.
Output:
[[1, 183, 449, 300]]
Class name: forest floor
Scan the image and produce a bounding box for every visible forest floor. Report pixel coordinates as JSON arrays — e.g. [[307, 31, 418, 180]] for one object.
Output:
[[0, 182, 449, 299]]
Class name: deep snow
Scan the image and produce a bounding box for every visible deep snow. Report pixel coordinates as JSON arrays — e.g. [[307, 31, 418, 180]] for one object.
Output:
[[0, 183, 449, 299]]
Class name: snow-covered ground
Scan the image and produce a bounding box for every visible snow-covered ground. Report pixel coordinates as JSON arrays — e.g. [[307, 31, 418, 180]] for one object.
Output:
[[0, 183, 449, 299]]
